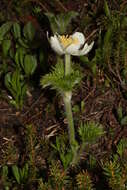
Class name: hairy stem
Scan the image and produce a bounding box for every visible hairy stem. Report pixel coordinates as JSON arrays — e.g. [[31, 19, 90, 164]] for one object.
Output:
[[63, 92, 75, 146], [63, 54, 78, 163], [65, 54, 71, 75]]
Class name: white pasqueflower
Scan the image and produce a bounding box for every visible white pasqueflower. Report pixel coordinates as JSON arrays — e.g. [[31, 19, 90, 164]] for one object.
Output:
[[48, 32, 94, 56]]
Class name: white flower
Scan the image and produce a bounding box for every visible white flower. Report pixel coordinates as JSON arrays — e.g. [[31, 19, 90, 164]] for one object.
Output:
[[48, 32, 94, 56]]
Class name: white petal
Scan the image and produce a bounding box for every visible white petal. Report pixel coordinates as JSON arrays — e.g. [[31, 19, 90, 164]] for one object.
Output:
[[65, 32, 85, 55], [79, 41, 94, 55], [50, 35, 64, 55], [71, 41, 94, 56], [72, 32, 85, 45], [65, 44, 80, 55]]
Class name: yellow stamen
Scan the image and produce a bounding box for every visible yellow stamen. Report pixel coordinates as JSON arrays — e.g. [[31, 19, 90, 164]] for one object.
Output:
[[73, 37, 79, 44], [59, 35, 79, 48]]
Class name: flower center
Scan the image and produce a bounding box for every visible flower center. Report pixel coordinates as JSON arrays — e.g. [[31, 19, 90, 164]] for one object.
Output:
[[59, 35, 79, 48]]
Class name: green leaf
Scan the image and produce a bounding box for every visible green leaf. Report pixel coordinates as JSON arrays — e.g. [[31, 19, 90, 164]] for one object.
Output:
[[79, 56, 89, 65], [13, 22, 21, 39], [117, 106, 123, 121], [12, 165, 20, 184], [19, 48, 26, 68], [2, 39, 11, 57], [45, 11, 78, 34], [102, 160, 120, 181], [41, 59, 82, 93], [121, 17, 127, 29], [2, 166, 8, 177], [22, 163, 29, 181], [57, 11, 78, 34], [117, 138, 127, 157], [104, 26, 112, 47], [72, 105, 80, 114], [78, 122, 104, 144], [18, 38, 29, 48], [52, 135, 73, 169], [12, 70, 20, 92], [5, 187, 9, 190], [23, 22, 35, 41], [15, 50, 20, 67], [19, 164, 29, 183], [45, 13, 58, 34], [121, 116, 127, 126], [81, 100, 85, 113], [0, 22, 12, 41], [5, 70, 26, 109], [103, 26, 113, 59], [9, 48, 15, 59], [24, 54, 37, 76], [104, 0, 110, 18], [59, 11, 78, 33], [5, 72, 11, 89], [15, 48, 26, 67], [76, 170, 94, 190]]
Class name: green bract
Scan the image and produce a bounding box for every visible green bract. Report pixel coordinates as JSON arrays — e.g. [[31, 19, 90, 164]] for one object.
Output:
[[41, 59, 82, 93]]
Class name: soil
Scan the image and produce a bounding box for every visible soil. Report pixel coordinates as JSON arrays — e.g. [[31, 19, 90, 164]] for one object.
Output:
[[0, 79, 127, 167]]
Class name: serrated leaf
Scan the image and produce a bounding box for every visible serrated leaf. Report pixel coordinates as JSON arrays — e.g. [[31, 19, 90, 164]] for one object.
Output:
[[23, 22, 35, 41], [78, 122, 104, 144], [41, 60, 82, 93]]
